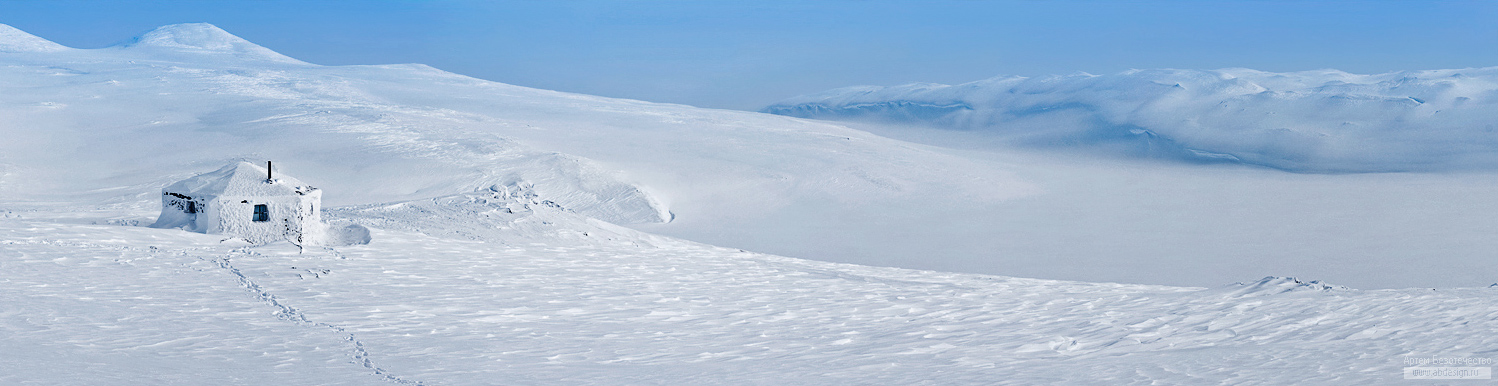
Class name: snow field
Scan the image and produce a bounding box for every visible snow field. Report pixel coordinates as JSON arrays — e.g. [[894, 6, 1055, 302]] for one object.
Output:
[[3, 22, 1498, 385], [6, 195, 1498, 385], [0, 222, 375, 385]]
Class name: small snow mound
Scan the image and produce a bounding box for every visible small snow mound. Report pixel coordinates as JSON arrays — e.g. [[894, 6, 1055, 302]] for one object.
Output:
[[485, 154, 672, 225], [118, 23, 304, 63], [324, 223, 372, 246], [0, 24, 69, 53], [1216, 276, 1351, 297]]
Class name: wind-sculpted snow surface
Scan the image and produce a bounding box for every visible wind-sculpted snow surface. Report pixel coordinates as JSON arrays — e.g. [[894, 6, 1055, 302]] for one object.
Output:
[[766, 68, 1498, 172], [5, 22, 1498, 289], [4, 203, 1498, 385]]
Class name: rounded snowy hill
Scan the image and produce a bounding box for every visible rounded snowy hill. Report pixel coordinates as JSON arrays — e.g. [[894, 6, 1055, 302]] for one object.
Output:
[[113, 23, 308, 64], [766, 67, 1498, 172]]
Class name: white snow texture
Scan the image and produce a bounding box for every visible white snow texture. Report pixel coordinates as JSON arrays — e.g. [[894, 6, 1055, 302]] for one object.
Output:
[[2, 23, 1497, 386]]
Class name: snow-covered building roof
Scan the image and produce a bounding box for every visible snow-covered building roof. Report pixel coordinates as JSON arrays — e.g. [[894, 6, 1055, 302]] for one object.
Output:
[[164, 162, 317, 199]]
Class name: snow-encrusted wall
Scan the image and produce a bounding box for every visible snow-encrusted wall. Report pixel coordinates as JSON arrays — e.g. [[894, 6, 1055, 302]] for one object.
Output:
[[152, 163, 326, 245], [210, 189, 324, 245]]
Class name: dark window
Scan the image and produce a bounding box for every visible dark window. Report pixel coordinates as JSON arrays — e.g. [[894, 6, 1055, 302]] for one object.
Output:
[[185, 201, 197, 214], [253, 204, 269, 222]]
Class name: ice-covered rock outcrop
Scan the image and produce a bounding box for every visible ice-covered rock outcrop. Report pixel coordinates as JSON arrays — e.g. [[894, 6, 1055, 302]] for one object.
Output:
[[1214, 276, 1352, 298], [766, 68, 1498, 172]]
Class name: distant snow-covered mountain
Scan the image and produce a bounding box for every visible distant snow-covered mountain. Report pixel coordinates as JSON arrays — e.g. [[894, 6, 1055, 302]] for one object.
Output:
[[116, 23, 307, 63], [765, 68, 1498, 172]]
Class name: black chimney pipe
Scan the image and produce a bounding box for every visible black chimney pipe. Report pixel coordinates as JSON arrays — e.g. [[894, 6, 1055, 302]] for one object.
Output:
[[267, 161, 273, 181]]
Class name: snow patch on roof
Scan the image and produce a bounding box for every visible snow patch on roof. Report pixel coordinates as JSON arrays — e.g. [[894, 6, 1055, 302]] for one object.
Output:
[[164, 162, 316, 198]]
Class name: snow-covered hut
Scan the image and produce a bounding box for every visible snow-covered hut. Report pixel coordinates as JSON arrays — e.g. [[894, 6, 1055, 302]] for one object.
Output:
[[152, 162, 325, 245]]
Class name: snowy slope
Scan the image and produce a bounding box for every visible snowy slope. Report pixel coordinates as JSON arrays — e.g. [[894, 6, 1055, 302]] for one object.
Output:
[[117, 22, 306, 64], [0, 24, 675, 225], [0, 23, 68, 53], [3, 22, 1498, 386], [0, 22, 1047, 283], [6, 23, 1498, 289], [0, 23, 1028, 225], [765, 68, 1498, 172], [6, 203, 1498, 385]]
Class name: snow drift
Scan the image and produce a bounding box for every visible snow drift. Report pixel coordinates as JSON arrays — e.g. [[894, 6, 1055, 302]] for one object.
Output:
[[765, 68, 1498, 172]]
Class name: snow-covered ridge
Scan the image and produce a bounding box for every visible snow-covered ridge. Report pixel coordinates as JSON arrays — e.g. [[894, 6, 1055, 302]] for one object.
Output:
[[766, 67, 1498, 172], [114, 23, 308, 64], [0, 22, 305, 63], [121, 23, 256, 51], [0, 23, 69, 53]]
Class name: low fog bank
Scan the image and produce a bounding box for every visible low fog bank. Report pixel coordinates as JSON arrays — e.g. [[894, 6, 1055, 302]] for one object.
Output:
[[767, 67, 1498, 173]]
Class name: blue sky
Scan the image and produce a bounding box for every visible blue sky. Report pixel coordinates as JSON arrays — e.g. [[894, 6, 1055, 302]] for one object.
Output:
[[2, 0, 1495, 110]]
